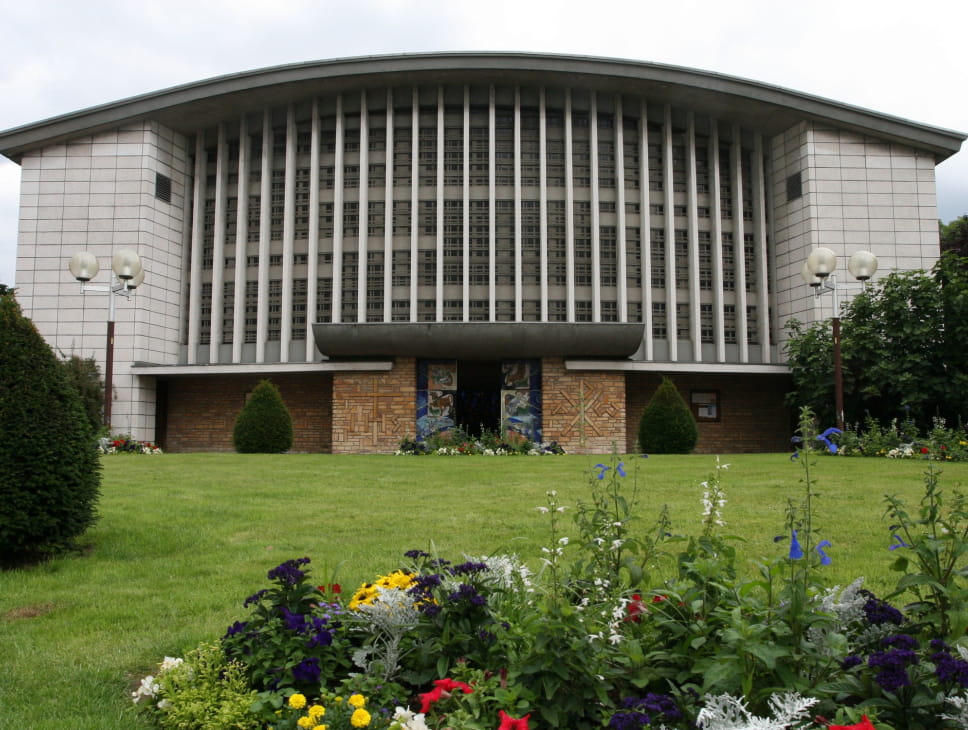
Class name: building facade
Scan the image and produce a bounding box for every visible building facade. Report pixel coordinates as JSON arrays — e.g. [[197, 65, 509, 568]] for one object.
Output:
[[2, 54, 963, 453]]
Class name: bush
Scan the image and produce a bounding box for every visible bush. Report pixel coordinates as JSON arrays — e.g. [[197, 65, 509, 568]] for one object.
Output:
[[637, 376, 698, 454], [0, 289, 102, 564], [59, 353, 104, 434], [232, 379, 293, 453]]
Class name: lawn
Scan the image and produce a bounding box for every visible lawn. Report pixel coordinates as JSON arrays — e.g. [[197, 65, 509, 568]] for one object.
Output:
[[0, 452, 965, 729]]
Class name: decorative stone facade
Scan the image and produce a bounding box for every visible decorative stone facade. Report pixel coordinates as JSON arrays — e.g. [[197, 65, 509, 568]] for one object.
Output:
[[331, 358, 416, 454], [542, 358, 627, 454]]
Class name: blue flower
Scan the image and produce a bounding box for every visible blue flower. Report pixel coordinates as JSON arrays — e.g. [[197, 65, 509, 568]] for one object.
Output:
[[616, 462, 627, 477], [889, 534, 910, 550], [816, 427, 842, 454], [815, 539, 832, 565], [789, 530, 804, 560], [595, 463, 610, 480]]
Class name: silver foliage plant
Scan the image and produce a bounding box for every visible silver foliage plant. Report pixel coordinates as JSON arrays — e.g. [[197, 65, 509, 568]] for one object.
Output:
[[695, 691, 818, 730]]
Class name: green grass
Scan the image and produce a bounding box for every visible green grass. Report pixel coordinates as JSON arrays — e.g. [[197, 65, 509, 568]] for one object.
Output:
[[1, 452, 966, 729]]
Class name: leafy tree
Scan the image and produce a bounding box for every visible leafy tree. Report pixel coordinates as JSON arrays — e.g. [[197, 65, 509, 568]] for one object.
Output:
[[941, 215, 968, 257], [59, 353, 104, 434], [638, 376, 698, 454], [784, 252, 968, 430], [0, 289, 102, 565], [232, 379, 293, 453]]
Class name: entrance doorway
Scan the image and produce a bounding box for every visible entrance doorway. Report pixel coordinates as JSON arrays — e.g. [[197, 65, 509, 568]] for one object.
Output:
[[454, 361, 501, 436], [416, 359, 542, 442]]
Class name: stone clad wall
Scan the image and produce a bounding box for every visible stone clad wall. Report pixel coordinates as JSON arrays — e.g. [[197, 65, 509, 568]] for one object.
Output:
[[162, 373, 332, 452], [331, 359, 417, 454], [542, 358, 628, 454]]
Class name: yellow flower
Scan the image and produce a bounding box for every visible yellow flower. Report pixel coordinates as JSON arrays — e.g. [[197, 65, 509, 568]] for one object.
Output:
[[348, 693, 366, 709], [350, 708, 371, 727], [297, 717, 314, 729], [312, 726, 327, 730], [308, 704, 326, 720], [288, 693, 307, 710]]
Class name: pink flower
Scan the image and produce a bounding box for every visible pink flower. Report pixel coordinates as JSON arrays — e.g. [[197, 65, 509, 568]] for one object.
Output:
[[418, 678, 473, 713], [828, 715, 877, 730], [497, 709, 531, 729]]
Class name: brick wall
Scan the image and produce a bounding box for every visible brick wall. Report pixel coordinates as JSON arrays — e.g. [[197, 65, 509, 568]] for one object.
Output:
[[331, 358, 416, 453], [625, 373, 793, 454], [162, 374, 332, 452], [542, 358, 627, 454]]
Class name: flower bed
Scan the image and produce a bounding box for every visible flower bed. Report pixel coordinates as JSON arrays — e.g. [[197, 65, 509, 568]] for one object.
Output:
[[133, 412, 968, 729], [98, 435, 163, 454], [396, 427, 564, 456]]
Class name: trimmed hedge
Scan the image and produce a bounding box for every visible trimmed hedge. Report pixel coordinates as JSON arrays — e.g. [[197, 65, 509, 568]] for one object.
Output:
[[232, 380, 293, 454], [637, 376, 698, 454], [0, 289, 102, 564]]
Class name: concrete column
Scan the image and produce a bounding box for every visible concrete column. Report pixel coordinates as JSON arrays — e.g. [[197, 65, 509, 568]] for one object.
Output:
[[306, 100, 320, 358], [210, 123, 227, 361], [256, 110, 272, 359], [187, 133, 206, 364], [232, 115, 249, 363]]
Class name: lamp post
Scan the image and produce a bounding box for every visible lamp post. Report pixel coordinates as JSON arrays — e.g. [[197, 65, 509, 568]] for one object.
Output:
[[68, 250, 144, 428], [801, 247, 878, 430]]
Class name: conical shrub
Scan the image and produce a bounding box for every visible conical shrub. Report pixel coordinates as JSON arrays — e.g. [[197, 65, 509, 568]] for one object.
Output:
[[638, 376, 698, 454], [0, 288, 102, 564], [233, 379, 293, 453]]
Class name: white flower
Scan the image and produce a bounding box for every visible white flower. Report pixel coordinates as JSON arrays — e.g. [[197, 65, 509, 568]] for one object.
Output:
[[535, 506, 549, 514], [131, 675, 160, 703], [558, 536, 569, 546], [159, 656, 184, 672], [393, 706, 431, 730]]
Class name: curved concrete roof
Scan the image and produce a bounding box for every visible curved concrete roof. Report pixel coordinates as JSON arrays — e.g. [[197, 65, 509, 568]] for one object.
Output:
[[0, 52, 964, 162]]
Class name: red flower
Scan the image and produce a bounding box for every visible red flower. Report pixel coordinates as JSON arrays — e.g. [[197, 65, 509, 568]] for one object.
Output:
[[497, 709, 531, 729], [626, 594, 645, 622], [921, 447, 930, 454], [418, 678, 473, 713], [828, 715, 877, 730], [651, 594, 668, 604]]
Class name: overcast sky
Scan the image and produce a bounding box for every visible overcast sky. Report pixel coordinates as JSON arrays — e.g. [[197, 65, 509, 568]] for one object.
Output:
[[1, 0, 965, 287]]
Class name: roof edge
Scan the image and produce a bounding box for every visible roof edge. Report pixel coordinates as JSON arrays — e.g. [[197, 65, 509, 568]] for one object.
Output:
[[1, 51, 964, 162]]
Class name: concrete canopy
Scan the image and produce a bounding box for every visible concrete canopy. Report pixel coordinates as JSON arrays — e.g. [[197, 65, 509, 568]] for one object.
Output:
[[312, 322, 645, 359]]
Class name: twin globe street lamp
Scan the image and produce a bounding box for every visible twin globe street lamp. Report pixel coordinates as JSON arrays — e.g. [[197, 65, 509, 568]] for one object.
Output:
[[801, 247, 878, 430], [68, 249, 144, 428]]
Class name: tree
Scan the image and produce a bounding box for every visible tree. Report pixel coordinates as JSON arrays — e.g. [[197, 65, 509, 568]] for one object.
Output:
[[784, 252, 968, 430], [941, 215, 968, 257], [0, 289, 102, 565], [638, 376, 698, 454], [59, 353, 104, 434], [232, 380, 293, 453]]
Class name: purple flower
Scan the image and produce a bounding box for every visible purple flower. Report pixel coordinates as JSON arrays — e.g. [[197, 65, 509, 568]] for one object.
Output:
[[841, 654, 863, 670], [243, 589, 269, 607], [292, 657, 321, 684], [404, 549, 431, 559], [861, 591, 904, 626], [869, 648, 919, 693], [933, 652, 968, 687], [449, 583, 486, 607], [883, 634, 919, 651], [224, 620, 249, 638], [280, 606, 306, 633], [267, 557, 311, 586], [450, 561, 489, 576]]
